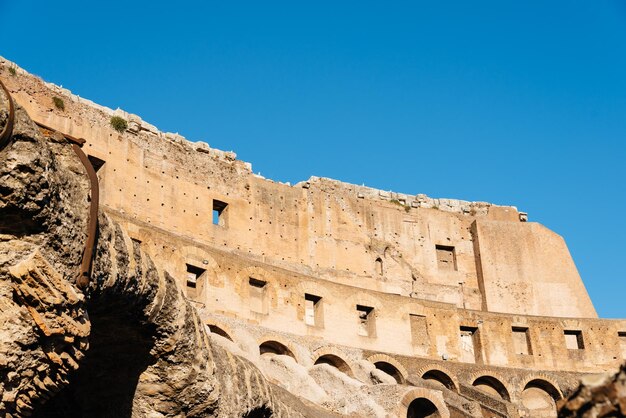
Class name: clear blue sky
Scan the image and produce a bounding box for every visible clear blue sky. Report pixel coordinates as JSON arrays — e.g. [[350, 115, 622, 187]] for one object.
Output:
[[2, 1, 625, 317]]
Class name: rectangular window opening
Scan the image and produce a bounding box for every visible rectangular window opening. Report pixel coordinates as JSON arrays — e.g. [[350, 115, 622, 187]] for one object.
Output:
[[186, 264, 206, 289], [512, 326, 532, 355], [213, 199, 228, 227], [304, 294, 323, 327], [185, 264, 205, 299], [249, 277, 268, 314], [357, 304, 375, 337], [564, 330, 584, 350], [436, 245, 457, 271], [459, 326, 481, 363]]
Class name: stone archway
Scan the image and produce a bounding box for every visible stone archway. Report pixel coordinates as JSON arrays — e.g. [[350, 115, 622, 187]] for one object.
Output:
[[472, 375, 511, 401], [314, 354, 354, 377], [407, 397, 441, 418], [259, 340, 297, 361], [398, 388, 449, 418], [367, 354, 408, 384], [422, 369, 457, 392], [521, 378, 562, 417]]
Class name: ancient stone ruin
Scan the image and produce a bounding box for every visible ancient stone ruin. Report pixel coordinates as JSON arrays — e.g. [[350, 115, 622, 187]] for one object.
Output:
[[0, 56, 624, 417]]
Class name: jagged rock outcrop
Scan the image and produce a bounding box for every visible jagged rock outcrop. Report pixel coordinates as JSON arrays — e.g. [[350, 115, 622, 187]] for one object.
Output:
[[0, 87, 310, 417], [558, 366, 626, 418]]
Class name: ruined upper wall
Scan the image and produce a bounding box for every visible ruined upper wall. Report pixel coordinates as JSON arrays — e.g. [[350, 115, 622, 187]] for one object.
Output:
[[0, 56, 597, 318]]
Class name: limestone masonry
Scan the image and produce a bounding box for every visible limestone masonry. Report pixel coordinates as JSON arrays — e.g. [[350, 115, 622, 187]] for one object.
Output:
[[0, 56, 623, 418]]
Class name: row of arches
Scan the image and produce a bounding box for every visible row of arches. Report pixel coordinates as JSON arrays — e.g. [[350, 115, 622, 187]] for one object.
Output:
[[206, 323, 562, 416]]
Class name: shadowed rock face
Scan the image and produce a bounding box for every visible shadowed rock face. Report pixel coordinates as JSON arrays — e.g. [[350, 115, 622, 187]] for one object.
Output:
[[0, 92, 303, 417]]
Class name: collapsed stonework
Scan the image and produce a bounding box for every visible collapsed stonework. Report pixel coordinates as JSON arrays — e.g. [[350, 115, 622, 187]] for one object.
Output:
[[0, 57, 624, 417]]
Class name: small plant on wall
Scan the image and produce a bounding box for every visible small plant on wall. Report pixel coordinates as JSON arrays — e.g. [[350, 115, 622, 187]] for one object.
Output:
[[110, 116, 128, 133], [8, 66, 16, 76], [52, 96, 65, 111]]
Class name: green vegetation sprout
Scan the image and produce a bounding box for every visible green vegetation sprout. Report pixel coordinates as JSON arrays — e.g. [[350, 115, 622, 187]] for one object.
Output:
[[52, 97, 65, 111], [8, 67, 16, 76], [110, 116, 128, 133]]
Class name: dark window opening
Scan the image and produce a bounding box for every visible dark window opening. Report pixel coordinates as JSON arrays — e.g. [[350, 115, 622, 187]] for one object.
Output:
[[304, 293, 323, 327], [186, 264, 206, 288], [212, 199, 228, 226], [357, 304, 375, 337], [249, 277, 268, 314]]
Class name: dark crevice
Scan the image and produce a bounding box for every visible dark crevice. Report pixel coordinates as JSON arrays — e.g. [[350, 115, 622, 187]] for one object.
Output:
[[32, 297, 156, 418], [243, 405, 273, 418]]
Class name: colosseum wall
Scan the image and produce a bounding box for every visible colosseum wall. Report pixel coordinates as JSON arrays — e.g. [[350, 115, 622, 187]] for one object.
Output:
[[1, 56, 622, 417]]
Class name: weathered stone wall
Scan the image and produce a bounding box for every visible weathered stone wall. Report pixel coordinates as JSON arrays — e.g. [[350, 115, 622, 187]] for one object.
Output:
[[0, 56, 618, 418], [105, 210, 626, 374], [0, 56, 596, 320], [0, 88, 321, 417]]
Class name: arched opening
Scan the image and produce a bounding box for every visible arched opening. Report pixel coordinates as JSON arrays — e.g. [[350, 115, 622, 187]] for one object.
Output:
[[314, 354, 353, 377], [472, 376, 510, 401], [259, 340, 296, 360], [375, 257, 383, 275], [422, 370, 456, 392], [407, 397, 440, 418], [207, 324, 233, 341], [374, 361, 404, 384], [521, 379, 561, 417]]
